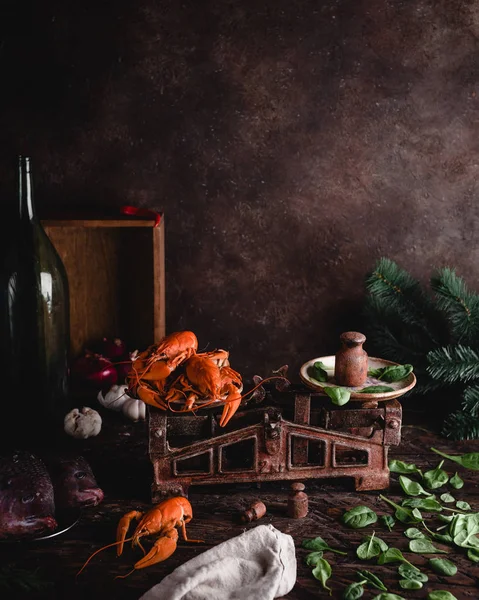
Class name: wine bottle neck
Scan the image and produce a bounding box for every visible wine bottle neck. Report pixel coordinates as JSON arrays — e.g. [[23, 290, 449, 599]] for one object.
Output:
[[18, 155, 36, 222]]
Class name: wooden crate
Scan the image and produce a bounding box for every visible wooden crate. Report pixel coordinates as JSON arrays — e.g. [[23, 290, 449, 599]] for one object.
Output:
[[42, 217, 165, 357]]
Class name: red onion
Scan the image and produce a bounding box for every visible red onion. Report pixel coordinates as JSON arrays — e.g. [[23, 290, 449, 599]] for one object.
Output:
[[92, 337, 128, 361], [114, 360, 133, 383], [71, 354, 118, 389]]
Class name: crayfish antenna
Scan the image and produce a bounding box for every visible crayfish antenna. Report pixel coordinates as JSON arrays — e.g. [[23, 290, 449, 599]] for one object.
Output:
[[76, 535, 135, 579], [115, 568, 136, 580], [240, 375, 290, 401]]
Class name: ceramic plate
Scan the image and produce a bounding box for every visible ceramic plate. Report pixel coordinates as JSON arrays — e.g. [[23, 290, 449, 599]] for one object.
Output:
[[300, 355, 416, 401], [0, 509, 80, 543], [34, 509, 80, 540]]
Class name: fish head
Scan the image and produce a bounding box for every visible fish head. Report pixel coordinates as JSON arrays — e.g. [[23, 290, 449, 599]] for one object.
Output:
[[0, 452, 57, 539], [47, 455, 104, 509]]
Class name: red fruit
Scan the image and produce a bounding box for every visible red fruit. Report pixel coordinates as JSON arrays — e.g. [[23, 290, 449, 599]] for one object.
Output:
[[94, 338, 127, 361], [71, 355, 118, 389]]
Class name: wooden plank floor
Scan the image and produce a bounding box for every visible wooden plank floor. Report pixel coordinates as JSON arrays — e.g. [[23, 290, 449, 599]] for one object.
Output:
[[1, 407, 478, 600]]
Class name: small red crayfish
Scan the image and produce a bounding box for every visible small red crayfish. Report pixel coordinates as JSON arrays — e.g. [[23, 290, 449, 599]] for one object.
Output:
[[76, 496, 203, 579]]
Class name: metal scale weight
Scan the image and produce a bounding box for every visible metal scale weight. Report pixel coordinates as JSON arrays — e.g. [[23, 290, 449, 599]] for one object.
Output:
[[148, 332, 416, 502]]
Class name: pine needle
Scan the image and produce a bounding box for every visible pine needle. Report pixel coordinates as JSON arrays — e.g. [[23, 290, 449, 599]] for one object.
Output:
[[427, 345, 479, 383], [431, 267, 479, 344], [442, 410, 479, 441], [461, 385, 479, 417]]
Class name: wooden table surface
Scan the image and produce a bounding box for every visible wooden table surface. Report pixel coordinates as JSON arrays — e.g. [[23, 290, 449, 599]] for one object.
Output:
[[1, 405, 479, 600]]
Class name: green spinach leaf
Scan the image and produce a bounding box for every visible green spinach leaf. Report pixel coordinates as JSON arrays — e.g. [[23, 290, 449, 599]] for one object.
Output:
[[343, 581, 365, 600], [398, 563, 428, 582], [388, 459, 422, 477], [380, 495, 422, 524], [381, 515, 395, 531], [356, 570, 387, 592], [431, 447, 479, 470], [323, 386, 351, 406], [342, 506, 378, 529], [377, 547, 415, 568], [440, 493, 455, 503], [359, 385, 394, 393], [312, 557, 332, 593], [402, 497, 442, 512], [429, 558, 457, 576], [424, 461, 449, 489], [302, 536, 347, 555], [449, 472, 464, 489], [399, 475, 430, 497], [309, 361, 328, 382], [305, 551, 324, 567], [404, 527, 428, 539], [356, 532, 388, 560], [368, 364, 413, 382], [467, 548, 479, 562], [427, 592, 458, 600], [409, 539, 448, 554], [399, 579, 422, 590], [456, 500, 471, 511]]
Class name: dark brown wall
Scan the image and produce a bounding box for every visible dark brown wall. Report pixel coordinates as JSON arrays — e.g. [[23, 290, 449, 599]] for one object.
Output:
[[1, 0, 478, 380]]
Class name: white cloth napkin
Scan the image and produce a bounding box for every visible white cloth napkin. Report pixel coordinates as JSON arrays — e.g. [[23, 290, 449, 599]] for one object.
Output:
[[139, 523, 297, 600]]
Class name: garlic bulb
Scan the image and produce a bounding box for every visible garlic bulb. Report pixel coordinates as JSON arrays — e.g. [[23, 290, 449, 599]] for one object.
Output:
[[97, 384, 129, 411], [64, 407, 102, 439], [121, 397, 146, 422]]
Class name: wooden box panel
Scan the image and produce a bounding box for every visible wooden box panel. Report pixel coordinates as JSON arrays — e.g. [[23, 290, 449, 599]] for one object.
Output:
[[42, 218, 165, 357]]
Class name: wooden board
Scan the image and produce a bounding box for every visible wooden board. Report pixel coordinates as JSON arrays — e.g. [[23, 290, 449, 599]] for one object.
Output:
[[1, 408, 478, 600], [42, 218, 165, 357]]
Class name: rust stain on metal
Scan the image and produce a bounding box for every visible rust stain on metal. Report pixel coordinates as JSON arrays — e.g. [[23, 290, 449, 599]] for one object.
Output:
[[148, 383, 402, 502]]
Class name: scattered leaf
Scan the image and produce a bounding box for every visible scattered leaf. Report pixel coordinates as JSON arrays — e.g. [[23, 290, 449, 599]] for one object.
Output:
[[429, 558, 457, 576], [427, 592, 458, 600], [359, 385, 394, 393], [399, 475, 430, 497], [302, 536, 347, 555], [309, 361, 328, 382], [440, 493, 455, 503], [381, 515, 395, 531], [323, 386, 351, 406], [408, 539, 449, 554], [343, 581, 365, 600], [399, 579, 422, 590], [342, 506, 378, 529], [388, 460, 422, 477], [424, 461, 449, 489], [305, 551, 324, 567], [398, 563, 428, 582], [449, 473, 464, 490], [356, 533, 388, 560], [356, 570, 388, 591], [431, 448, 479, 470], [312, 557, 332, 594]]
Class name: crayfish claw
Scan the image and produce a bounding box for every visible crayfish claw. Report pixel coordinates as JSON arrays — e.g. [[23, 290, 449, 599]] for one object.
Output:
[[219, 395, 242, 427], [117, 511, 143, 556], [133, 528, 179, 570]]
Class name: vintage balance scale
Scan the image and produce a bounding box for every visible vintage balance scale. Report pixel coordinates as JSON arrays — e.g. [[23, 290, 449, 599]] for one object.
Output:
[[147, 332, 416, 502]]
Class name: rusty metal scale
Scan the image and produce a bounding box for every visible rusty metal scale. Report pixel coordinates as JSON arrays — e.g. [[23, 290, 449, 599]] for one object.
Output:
[[148, 333, 416, 502]]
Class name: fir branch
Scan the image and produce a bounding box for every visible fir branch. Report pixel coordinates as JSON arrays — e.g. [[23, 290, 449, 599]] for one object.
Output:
[[365, 258, 442, 345], [442, 410, 479, 441], [427, 345, 479, 383], [431, 267, 479, 345], [461, 385, 479, 417]]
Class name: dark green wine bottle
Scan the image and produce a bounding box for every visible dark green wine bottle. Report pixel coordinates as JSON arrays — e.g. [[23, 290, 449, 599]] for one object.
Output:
[[0, 156, 71, 450]]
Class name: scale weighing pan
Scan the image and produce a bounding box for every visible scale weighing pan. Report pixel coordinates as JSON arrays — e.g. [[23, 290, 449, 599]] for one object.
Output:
[[300, 355, 416, 403]]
